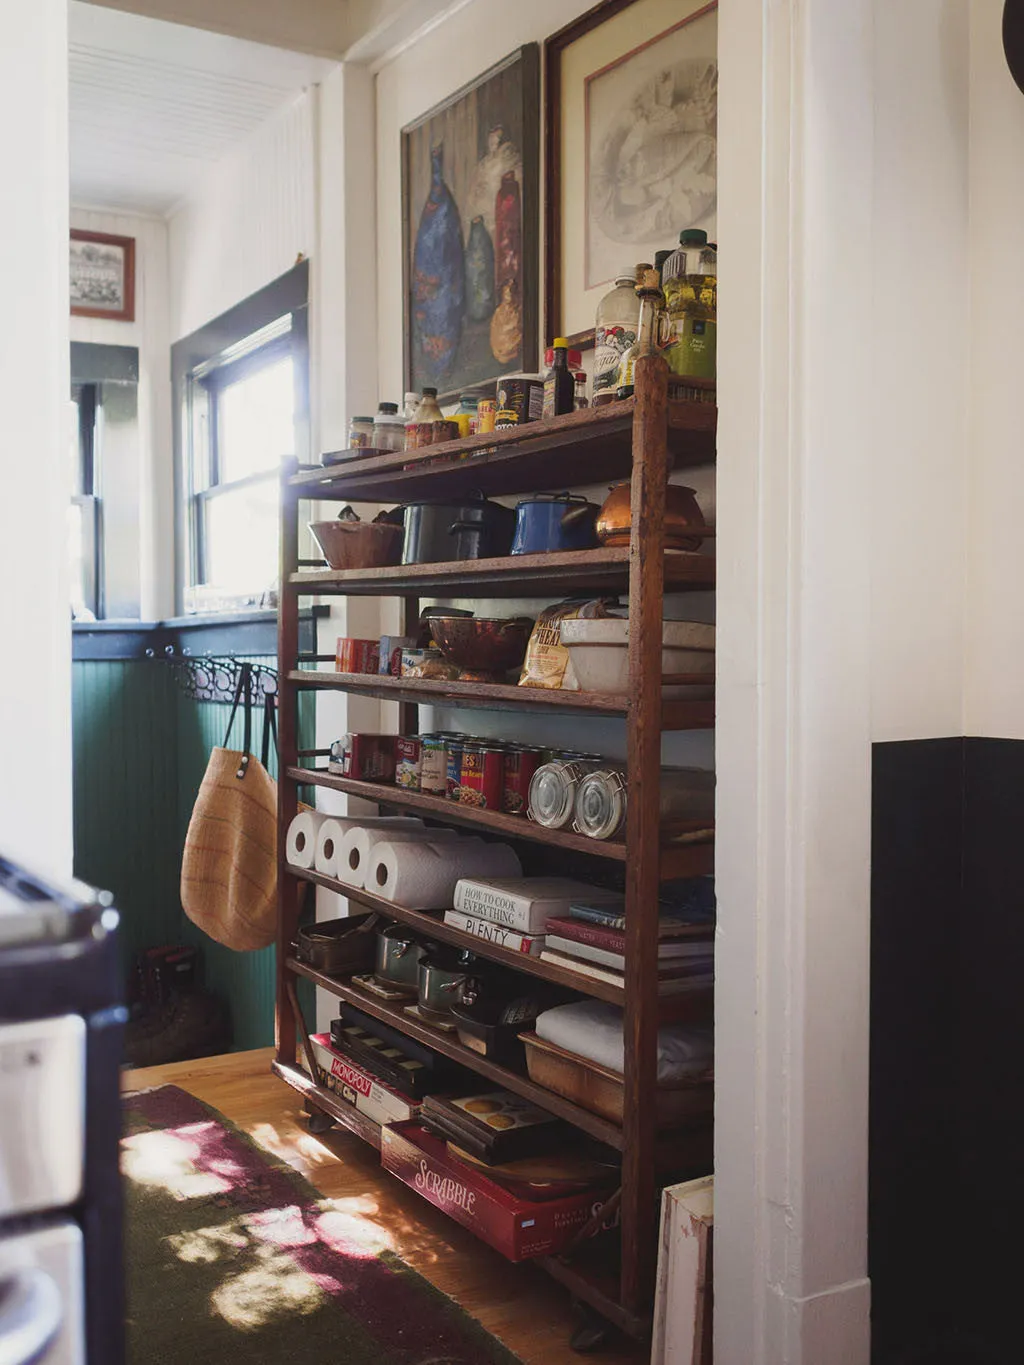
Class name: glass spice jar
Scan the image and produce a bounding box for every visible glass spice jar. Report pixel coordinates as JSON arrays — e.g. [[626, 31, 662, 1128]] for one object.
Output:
[[348, 415, 375, 449]]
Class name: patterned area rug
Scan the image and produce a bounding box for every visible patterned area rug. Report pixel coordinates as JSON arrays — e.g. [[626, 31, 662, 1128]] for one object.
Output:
[[123, 1086, 520, 1365]]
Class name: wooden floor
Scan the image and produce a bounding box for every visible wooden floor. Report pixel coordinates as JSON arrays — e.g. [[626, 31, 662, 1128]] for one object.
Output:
[[124, 1047, 649, 1365]]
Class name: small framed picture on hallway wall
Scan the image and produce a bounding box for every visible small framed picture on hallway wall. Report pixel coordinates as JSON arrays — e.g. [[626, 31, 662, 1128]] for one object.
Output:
[[70, 228, 135, 322]]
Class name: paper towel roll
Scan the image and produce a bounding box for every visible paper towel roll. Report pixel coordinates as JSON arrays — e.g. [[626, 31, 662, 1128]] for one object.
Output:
[[286, 810, 334, 869], [314, 816, 424, 879], [338, 823, 459, 889], [370, 838, 522, 910]]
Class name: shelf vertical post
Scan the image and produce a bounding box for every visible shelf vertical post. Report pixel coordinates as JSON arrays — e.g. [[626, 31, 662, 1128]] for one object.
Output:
[[275, 457, 301, 1068], [622, 353, 670, 1312]]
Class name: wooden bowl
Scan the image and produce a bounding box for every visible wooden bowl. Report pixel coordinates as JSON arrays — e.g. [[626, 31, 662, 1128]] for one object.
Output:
[[309, 520, 402, 570]]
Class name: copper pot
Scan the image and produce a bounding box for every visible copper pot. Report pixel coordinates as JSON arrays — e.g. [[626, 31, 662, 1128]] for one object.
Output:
[[595, 482, 705, 551]]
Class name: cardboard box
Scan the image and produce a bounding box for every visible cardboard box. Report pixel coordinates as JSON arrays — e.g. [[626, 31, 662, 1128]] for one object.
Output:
[[651, 1174, 713, 1365], [381, 1121, 615, 1262], [309, 1033, 420, 1125]]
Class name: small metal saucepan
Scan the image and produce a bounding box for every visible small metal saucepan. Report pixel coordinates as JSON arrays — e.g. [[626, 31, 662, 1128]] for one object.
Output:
[[417, 951, 474, 1016], [375, 924, 427, 990]]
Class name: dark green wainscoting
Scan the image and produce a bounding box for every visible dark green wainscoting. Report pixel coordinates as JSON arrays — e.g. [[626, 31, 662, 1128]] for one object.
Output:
[[72, 653, 312, 1052]]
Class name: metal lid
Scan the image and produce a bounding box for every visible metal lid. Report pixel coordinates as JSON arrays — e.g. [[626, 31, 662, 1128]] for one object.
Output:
[[574, 769, 628, 840], [529, 762, 585, 828]]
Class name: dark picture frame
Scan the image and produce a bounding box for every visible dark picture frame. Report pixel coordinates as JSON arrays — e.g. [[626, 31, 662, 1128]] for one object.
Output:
[[70, 229, 136, 323], [545, 0, 717, 349], [402, 45, 540, 402]]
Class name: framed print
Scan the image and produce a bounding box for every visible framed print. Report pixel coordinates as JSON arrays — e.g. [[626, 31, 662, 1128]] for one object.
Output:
[[402, 45, 540, 402], [70, 229, 136, 322], [545, 0, 717, 348]]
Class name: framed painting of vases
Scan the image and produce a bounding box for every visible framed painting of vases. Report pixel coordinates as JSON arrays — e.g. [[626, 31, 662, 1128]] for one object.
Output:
[[402, 45, 540, 403]]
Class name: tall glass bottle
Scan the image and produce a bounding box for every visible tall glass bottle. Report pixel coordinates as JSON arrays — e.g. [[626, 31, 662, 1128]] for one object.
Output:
[[662, 228, 717, 383], [593, 267, 642, 397], [615, 269, 665, 391]]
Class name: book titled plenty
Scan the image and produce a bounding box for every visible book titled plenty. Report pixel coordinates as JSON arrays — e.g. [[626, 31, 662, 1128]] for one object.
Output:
[[442, 910, 545, 955], [453, 877, 621, 935]]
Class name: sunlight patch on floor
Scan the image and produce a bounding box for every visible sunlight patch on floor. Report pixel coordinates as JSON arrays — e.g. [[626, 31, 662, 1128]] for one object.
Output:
[[209, 1244, 324, 1330], [121, 1129, 234, 1200]]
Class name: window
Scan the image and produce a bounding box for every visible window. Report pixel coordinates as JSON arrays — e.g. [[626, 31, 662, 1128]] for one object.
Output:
[[175, 263, 309, 614], [69, 383, 101, 619], [187, 322, 295, 604]]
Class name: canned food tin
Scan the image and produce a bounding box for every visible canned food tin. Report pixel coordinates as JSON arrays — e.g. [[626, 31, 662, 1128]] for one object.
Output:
[[420, 736, 447, 795], [497, 374, 544, 423], [460, 745, 504, 810], [432, 419, 460, 443], [395, 736, 423, 790], [477, 399, 497, 434], [445, 739, 465, 801], [503, 747, 542, 815], [494, 409, 519, 429]]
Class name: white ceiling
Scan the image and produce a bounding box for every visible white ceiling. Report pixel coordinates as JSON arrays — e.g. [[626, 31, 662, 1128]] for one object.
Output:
[[69, 2, 337, 216]]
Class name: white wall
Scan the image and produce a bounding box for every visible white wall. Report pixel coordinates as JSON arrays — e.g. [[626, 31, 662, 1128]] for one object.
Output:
[[869, 3, 970, 743], [0, 0, 72, 874], [966, 0, 1024, 739], [70, 207, 174, 619], [168, 91, 316, 341]]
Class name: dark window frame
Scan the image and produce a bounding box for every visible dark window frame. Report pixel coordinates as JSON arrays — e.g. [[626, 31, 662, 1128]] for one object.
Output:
[[171, 262, 310, 614], [70, 381, 102, 618]]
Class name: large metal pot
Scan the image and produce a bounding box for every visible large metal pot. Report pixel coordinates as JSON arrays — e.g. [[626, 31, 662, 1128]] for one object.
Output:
[[402, 494, 515, 564], [417, 951, 472, 1016], [510, 493, 600, 555], [375, 924, 427, 990]]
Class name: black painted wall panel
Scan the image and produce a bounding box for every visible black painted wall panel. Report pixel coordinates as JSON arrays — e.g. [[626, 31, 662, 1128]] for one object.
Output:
[[870, 737, 1021, 1365]]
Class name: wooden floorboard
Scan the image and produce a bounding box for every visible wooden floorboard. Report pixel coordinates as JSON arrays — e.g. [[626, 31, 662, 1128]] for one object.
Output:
[[123, 1047, 648, 1365]]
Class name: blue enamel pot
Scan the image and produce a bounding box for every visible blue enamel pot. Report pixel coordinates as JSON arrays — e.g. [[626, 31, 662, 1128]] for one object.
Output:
[[510, 493, 600, 555]]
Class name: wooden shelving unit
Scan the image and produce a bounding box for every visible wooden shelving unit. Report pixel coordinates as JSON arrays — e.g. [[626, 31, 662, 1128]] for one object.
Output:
[[274, 370, 716, 1339], [286, 862, 713, 1023]]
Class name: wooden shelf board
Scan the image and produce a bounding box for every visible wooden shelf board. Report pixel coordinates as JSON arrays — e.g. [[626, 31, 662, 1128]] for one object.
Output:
[[286, 956, 627, 1150], [286, 671, 715, 731], [291, 397, 715, 503], [270, 1059, 383, 1150], [286, 862, 714, 1023], [536, 1254, 649, 1341], [288, 545, 715, 597], [284, 767, 715, 878]]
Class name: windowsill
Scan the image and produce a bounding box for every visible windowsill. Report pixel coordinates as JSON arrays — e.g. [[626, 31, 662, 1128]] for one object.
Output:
[[72, 605, 326, 661]]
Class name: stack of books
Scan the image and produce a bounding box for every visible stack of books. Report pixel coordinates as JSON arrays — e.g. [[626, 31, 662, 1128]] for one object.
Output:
[[538, 897, 714, 993], [445, 877, 623, 955]]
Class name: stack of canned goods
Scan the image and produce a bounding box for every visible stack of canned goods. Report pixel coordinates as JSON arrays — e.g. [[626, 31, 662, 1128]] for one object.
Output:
[[334, 728, 640, 830], [387, 730, 547, 815]]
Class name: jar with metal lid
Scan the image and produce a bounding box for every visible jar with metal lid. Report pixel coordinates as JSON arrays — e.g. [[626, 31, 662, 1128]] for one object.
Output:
[[348, 415, 374, 449], [573, 768, 628, 840], [528, 760, 592, 829], [373, 402, 405, 452]]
